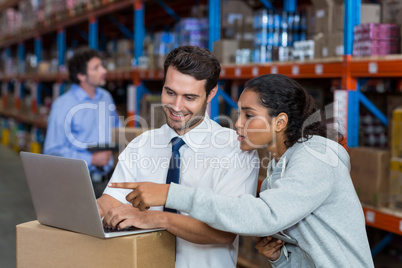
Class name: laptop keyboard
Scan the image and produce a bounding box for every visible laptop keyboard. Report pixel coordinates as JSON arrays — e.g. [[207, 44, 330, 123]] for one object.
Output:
[[103, 225, 140, 233]]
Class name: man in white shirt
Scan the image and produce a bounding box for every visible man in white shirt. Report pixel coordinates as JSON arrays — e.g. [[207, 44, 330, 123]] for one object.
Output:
[[98, 46, 258, 267]]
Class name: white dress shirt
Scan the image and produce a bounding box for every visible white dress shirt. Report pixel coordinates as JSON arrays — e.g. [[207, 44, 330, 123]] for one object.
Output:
[[104, 115, 258, 268]]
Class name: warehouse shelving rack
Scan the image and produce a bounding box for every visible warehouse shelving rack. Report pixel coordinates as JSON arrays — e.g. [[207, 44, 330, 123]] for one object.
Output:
[[0, 0, 401, 259]]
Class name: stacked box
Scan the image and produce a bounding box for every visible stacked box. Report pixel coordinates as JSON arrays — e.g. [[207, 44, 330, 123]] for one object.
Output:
[[309, 1, 381, 59], [382, 0, 402, 26], [387, 96, 402, 150], [139, 95, 166, 129], [221, 0, 253, 39], [353, 24, 399, 56], [390, 158, 402, 210], [391, 108, 402, 158], [115, 39, 133, 68], [349, 147, 391, 207], [213, 40, 239, 64], [333, 3, 381, 33]]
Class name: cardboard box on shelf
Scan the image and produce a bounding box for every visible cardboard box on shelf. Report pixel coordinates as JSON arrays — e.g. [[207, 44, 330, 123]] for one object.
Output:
[[314, 6, 333, 34], [390, 157, 402, 210], [112, 127, 149, 150], [328, 32, 344, 57], [221, 0, 253, 29], [16, 220, 175, 268], [111, 127, 149, 168], [387, 96, 402, 150], [306, 6, 316, 38], [313, 33, 324, 58], [382, 0, 402, 25], [139, 95, 166, 129], [391, 108, 402, 158], [333, 4, 381, 33], [390, 158, 402, 207], [349, 147, 391, 207], [310, 0, 333, 8], [213, 39, 239, 64]]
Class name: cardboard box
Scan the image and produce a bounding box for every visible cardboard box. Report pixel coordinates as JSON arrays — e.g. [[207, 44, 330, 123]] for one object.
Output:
[[138, 95, 166, 129], [112, 127, 149, 150], [387, 96, 402, 148], [349, 147, 391, 207], [391, 108, 402, 157], [328, 32, 344, 57], [213, 39, 239, 64], [306, 6, 316, 38], [333, 4, 381, 33], [313, 33, 324, 58], [310, 0, 333, 8], [221, 0, 253, 29], [16, 221, 175, 268], [382, 0, 402, 25], [390, 157, 402, 210], [112, 127, 149, 167], [314, 6, 333, 34]]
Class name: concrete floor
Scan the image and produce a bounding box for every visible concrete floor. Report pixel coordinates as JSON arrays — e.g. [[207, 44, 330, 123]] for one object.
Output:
[[0, 145, 36, 268]]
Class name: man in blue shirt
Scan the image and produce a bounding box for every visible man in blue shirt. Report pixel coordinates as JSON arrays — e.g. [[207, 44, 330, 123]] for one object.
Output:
[[44, 48, 121, 197]]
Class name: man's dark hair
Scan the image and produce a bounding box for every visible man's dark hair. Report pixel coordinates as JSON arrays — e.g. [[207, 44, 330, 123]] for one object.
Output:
[[68, 48, 101, 84], [163, 46, 221, 97]]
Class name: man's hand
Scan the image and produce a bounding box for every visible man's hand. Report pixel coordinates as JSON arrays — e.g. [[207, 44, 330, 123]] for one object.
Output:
[[108, 182, 170, 211], [255, 236, 285, 261], [91, 150, 112, 167], [97, 202, 105, 218], [102, 204, 165, 230]]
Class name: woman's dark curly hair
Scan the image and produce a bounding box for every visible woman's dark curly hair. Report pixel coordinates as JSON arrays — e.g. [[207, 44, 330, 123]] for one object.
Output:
[[245, 74, 341, 148]]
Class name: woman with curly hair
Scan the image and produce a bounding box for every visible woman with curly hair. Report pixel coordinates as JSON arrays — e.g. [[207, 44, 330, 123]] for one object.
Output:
[[108, 74, 374, 267]]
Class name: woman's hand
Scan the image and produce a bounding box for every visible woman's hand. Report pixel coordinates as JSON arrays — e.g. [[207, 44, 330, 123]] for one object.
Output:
[[108, 182, 170, 211], [255, 236, 285, 261]]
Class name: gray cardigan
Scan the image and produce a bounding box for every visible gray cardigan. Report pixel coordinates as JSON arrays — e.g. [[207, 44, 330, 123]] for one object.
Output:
[[166, 136, 374, 267]]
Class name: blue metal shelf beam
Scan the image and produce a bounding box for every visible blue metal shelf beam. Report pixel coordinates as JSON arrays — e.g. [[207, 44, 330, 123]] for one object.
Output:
[[134, 1, 145, 66], [358, 91, 388, 126], [108, 15, 134, 39], [73, 26, 88, 41], [284, 0, 296, 13], [89, 18, 98, 50], [258, 0, 274, 10], [156, 0, 180, 22], [347, 90, 360, 148], [34, 37, 42, 63], [344, 0, 360, 55], [208, 0, 220, 51], [57, 29, 66, 68], [18, 43, 25, 63]]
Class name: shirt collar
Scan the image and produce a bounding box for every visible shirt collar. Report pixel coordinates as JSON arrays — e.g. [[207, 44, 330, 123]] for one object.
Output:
[[161, 113, 213, 153], [71, 84, 102, 101]]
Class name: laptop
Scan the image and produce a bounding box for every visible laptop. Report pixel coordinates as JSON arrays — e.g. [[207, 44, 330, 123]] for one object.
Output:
[[20, 151, 165, 238]]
